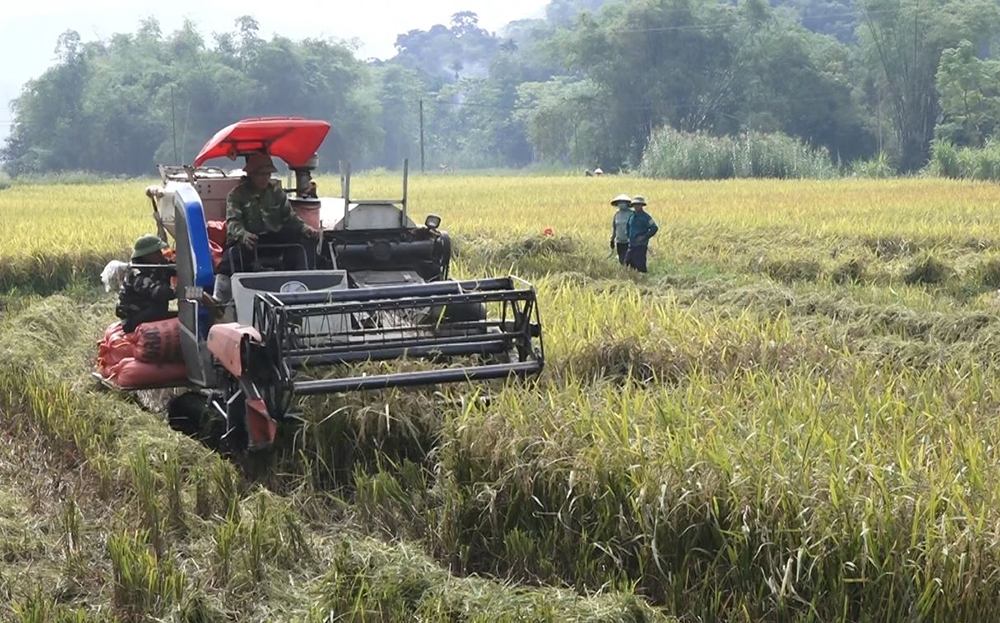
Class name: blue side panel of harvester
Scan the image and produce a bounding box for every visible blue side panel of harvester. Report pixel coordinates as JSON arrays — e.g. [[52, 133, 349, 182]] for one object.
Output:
[[172, 183, 217, 387], [174, 184, 215, 295]]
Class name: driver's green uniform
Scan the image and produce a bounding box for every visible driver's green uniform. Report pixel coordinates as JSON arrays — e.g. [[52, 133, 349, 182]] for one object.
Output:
[[225, 179, 311, 246], [222, 179, 316, 273]]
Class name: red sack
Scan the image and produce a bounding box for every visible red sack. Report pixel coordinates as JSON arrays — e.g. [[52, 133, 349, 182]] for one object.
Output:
[[206, 220, 227, 247], [97, 321, 137, 378], [207, 220, 227, 270], [208, 239, 223, 269], [135, 318, 183, 364], [108, 357, 188, 389]]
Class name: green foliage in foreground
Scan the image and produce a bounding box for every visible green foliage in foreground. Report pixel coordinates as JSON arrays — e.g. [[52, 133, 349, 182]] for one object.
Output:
[[0, 293, 667, 623]]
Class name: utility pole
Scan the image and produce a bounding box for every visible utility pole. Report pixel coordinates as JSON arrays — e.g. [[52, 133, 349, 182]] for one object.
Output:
[[170, 86, 178, 164], [877, 92, 883, 155], [419, 99, 426, 174]]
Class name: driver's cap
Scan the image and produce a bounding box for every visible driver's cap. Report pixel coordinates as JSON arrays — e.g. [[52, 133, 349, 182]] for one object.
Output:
[[245, 152, 277, 174]]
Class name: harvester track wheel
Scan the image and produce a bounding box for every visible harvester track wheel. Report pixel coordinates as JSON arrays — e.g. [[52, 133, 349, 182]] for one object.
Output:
[[168, 392, 225, 451]]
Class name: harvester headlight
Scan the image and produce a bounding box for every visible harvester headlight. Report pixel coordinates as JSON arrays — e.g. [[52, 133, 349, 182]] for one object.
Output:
[[279, 281, 308, 294], [425, 214, 441, 230]]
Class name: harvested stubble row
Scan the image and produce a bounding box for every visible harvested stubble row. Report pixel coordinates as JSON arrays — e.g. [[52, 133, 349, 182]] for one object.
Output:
[[0, 294, 664, 622]]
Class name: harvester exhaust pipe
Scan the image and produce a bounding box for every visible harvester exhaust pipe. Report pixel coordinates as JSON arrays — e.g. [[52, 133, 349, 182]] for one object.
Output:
[[293, 153, 319, 197]]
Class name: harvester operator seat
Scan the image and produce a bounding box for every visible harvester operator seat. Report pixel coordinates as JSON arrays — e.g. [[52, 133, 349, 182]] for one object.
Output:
[[229, 243, 313, 274]]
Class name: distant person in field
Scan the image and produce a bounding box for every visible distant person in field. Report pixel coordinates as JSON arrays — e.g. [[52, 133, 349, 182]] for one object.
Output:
[[221, 152, 321, 275], [609, 194, 633, 265], [625, 195, 658, 273], [116, 234, 177, 333]]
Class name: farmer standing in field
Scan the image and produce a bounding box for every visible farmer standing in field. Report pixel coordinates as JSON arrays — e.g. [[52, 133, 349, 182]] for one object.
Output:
[[220, 152, 321, 275], [609, 194, 633, 265], [625, 195, 658, 273]]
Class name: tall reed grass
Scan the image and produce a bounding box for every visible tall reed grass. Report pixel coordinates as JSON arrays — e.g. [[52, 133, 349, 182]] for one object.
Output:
[[929, 139, 1000, 181], [638, 127, 837, 180]]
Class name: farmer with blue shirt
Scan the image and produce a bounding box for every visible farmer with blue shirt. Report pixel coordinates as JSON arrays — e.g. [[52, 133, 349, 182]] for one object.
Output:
[[625, 195, 658, 273]]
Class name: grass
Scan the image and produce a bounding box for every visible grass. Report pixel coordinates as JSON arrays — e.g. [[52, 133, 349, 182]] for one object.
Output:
[[930, 140, 1000, 181], [4, 175, 1000, 620], [638, 127, 837, 180]]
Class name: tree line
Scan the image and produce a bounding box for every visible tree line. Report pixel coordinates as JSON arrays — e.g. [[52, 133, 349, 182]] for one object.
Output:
[[3, 0, 999, 176]]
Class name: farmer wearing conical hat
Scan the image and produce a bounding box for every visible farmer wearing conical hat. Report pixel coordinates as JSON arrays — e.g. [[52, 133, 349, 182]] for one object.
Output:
[[609, 194, 633, 265], [116, 234, 178, 333], [219, 152, 321, 276], [624, 195, 658, 274]]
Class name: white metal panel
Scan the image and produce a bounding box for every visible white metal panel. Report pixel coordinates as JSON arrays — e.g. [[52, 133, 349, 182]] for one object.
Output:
[[319, 197, 348, 230], [323, 201, 417, 231], [231, 270, 351, 338]]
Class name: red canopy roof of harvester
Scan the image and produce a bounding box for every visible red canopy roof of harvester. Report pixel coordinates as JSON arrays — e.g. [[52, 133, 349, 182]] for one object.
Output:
[[193, 117, 331, 168]]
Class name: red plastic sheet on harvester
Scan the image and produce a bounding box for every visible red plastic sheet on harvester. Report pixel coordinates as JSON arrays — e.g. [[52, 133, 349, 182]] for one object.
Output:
[[193, 118, 331, 168]]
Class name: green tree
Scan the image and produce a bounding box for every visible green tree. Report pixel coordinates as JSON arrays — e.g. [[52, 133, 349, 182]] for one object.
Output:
[[770, 0, 858, 43], [561, 0, 871, 168], [393, 12, 499, 83], [2, 17, 381, 176], [738, 13, 872, 161], [858, 0, 1000, 170], [2, 30, 91, 174], [373, 65, 425, 168], [935, 40, 1000, 147], [546, 0, 608, 24], [564, 0, 745, 168], [516, 78, 603, 164]]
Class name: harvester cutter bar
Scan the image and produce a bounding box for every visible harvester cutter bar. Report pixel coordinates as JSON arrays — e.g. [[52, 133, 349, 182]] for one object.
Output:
[[286, 331, 516, 365], [293, 361, 542, 395]]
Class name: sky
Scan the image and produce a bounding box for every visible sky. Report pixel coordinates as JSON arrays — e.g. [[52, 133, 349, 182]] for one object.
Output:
[[0, 0, 549, 140]]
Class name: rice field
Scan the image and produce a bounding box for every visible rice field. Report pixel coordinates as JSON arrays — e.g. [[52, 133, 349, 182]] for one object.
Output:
[[3, 175, 1000, 622]]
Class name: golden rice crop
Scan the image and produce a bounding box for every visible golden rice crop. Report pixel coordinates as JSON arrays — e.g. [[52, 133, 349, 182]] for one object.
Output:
[[3, 176, 1000, 281], [5, 174, 1000, 621]]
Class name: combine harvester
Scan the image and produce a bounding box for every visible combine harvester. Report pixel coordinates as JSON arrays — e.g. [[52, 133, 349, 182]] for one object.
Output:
[[97, 117, 544, 452]]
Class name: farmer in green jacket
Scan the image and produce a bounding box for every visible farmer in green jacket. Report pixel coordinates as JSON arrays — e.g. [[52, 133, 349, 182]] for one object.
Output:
[[220, 152, 321, 275], [609, 194, 633, 265], [624, 195, 658, 273]]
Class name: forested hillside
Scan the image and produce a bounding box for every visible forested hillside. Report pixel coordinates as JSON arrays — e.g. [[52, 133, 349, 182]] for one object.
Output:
[[3, 0, 999, 176]]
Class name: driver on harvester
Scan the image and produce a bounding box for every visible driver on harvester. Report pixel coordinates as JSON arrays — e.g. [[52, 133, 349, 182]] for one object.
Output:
[[218, 152, 321, 282]]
